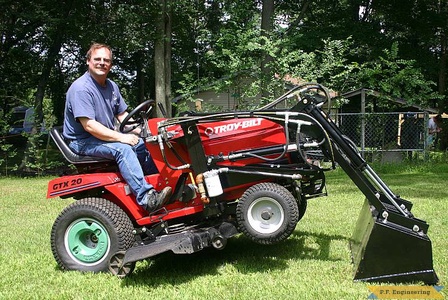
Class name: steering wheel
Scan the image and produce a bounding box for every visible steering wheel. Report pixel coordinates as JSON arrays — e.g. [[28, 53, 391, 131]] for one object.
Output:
[[119, 99, 155, 133]]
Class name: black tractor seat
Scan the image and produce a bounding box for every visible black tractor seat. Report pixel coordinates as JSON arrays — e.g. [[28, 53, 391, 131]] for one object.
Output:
[[50, 127, 114, 165]]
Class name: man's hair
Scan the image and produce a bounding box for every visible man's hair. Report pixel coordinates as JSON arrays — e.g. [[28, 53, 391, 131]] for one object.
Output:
[[86, 43, 113, 61]]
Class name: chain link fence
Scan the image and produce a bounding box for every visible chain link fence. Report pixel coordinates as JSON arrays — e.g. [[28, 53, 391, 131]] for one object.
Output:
[[329, 111, 430, 162]]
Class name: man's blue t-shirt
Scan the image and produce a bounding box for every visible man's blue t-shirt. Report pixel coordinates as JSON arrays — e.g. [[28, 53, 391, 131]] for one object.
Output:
[[63, 72, 128, 140]]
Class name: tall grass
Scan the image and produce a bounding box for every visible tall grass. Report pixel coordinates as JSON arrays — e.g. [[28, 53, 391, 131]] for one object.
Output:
[[0, 163, 446, 299]]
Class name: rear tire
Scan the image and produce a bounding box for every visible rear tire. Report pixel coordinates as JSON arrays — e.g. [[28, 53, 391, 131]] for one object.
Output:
[[236, 182, 299, 245], [50, 198, 135, 273]]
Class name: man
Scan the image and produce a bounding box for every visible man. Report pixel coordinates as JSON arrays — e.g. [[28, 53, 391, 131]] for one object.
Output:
[[427, 114, 442, 149], [63, 42, 171, 212]]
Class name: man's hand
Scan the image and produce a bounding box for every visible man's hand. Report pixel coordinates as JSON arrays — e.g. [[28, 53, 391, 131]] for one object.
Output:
[[119, 132, 140, 146]]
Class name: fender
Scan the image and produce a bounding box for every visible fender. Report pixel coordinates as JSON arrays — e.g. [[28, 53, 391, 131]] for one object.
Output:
[[47, 172, 124, 198], [47, 172, 179, 225]]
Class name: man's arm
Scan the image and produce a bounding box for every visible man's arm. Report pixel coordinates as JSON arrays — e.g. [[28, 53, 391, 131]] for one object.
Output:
[[78, 117, 140, 146]]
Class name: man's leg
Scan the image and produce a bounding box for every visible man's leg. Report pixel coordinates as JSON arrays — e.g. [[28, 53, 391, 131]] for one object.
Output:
[[70, 137, 153, 206], [134, 139, 158, 175]]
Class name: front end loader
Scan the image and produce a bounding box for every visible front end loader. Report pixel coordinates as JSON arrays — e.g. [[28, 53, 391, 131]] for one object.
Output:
[[288, 85, 438, 283]]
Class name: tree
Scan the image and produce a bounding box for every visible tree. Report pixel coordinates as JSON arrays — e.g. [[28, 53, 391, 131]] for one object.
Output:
[[260, 0, 275, 99], [154, 0, 172, 117], [0, 1, 45, 112], [2, 0, 448, 174], [366, 0, 447, 110]]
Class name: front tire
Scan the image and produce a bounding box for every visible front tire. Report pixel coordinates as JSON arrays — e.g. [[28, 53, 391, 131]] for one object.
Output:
[[51, 198, 135, 273], [236, 182, 299, 245]]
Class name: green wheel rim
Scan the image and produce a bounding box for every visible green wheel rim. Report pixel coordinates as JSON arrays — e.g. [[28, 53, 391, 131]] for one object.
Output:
[[65, 218, 110, 265]]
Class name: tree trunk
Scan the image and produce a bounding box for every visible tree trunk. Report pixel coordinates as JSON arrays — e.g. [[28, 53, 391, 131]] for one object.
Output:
[[135, 50, 145, 103], [437, 1, 447, 112], [154, 1, 166, 117], [154, 0, 172, 118], [438, 32, 446, 105], [261, 0, 274, 99], [164, 1, 172, 117]]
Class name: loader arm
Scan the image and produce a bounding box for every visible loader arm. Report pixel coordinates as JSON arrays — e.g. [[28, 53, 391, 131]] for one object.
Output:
[[299, 96, 428, 232], [292, 89, 438, 284]]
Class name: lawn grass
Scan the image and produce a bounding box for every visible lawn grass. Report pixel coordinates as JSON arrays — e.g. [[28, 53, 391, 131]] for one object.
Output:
[[0, 163, 446, 300]]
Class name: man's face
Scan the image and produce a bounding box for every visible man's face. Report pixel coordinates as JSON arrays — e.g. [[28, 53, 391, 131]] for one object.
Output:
[[87, 47, 112, 77]]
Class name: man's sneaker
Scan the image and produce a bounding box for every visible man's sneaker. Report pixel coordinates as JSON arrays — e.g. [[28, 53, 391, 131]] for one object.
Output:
[[145, 186, 172, 212]]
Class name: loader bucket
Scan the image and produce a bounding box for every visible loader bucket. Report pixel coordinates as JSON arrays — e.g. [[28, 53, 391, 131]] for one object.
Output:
[[351, 199, 438, 284]]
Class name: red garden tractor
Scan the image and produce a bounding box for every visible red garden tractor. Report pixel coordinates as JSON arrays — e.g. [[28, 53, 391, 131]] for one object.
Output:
[[47, 83, 438, 283]]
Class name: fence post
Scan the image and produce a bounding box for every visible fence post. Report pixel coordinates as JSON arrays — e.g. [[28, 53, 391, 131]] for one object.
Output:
[[423, 112, 429, 161], [361, 89, 366, 157]]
